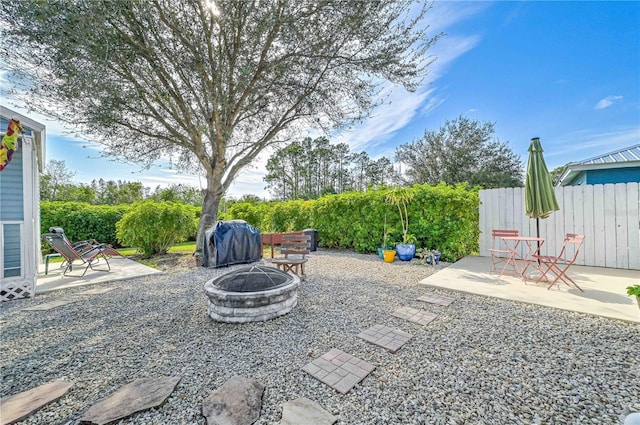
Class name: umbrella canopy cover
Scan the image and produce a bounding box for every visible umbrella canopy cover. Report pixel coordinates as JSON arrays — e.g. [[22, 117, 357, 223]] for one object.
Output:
[[525, 137, 559, 219]]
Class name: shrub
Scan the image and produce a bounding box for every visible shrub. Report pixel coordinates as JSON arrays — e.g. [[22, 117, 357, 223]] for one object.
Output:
[[41, 201, 129, 248], [116, 201, 197, 255]]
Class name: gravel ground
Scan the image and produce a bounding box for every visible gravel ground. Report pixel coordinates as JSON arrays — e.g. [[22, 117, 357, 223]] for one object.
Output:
[[1, 250, 639, 425]]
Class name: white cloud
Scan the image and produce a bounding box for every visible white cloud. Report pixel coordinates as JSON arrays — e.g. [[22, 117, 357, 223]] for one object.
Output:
[[594, 95, 623, 110], [544, 125, 640, 167]]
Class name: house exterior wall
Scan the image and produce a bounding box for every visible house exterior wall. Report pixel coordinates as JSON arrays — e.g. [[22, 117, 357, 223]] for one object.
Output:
[[567, 172, 587, 186], [585, 167, 640, 185], [0, 112, 42, 301]]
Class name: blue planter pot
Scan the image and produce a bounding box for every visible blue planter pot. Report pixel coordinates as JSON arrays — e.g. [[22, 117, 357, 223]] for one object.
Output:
[[396, 244, 416, 261], [378, 246, 391, 259], [426, 252, 441, 265]]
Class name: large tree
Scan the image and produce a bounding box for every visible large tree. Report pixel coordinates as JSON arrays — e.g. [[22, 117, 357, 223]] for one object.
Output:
[[1, 0, 440, 248], [395, 116, 524, 188], [41, 159, 76, 200]]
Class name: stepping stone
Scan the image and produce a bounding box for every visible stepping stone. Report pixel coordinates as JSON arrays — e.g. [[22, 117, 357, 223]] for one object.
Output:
[[302, 348, 375, 394], [80, 376, 180, 425], [202, 376, 264, 425], [391, 306, 437, 325], [280, 397, 336, 425], [417, 294, 455, 307], [0, 380, 73, 425], [357, 324, 412, 353], [22, 300, 75, 311], [77, 287, 117, 295]]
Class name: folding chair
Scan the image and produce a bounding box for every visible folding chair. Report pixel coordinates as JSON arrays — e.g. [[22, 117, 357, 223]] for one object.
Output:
[[488, 229, 519, 274], [271, 234, 311, 280], [42, 233, 117, 277], [48, 227, 99, 254], [532, 233, 585, 292]]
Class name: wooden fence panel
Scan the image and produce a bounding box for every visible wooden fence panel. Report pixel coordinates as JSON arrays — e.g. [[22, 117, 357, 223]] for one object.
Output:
[[479, 183, 639, 270], [627, 182, 640, 270], [582, 185, 595, 267]]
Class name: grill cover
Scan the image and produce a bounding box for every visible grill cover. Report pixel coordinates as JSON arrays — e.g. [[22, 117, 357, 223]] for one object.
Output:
[[203, 220, 262, 267]]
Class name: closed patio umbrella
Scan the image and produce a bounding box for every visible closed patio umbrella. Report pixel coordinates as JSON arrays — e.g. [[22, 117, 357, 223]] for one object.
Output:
[[525, 137, 559, 246]]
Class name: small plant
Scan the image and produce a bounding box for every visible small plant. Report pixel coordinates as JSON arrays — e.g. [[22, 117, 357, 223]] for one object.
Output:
[[405, 233, 418, 244], [416, 248, 440, 266], [626, 285, 640, 297], [381, 212, 391, 248], [385, 186, 414, 244]]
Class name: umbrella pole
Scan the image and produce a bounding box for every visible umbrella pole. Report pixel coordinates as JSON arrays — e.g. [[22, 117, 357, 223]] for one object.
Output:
[[536, 217, 541, 265]]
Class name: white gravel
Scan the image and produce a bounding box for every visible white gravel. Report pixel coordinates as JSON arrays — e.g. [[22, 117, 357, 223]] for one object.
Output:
[[1, 250, 639, 425]]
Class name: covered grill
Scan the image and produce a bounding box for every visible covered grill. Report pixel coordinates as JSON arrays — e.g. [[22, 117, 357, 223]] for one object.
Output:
[[202, 220, 262, 268]]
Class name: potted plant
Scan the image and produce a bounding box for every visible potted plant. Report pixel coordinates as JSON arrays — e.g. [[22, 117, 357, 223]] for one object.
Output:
[[416, 248, 441, 265], [627, 285, 640, 309], [386, 186, 416, 261], [378, 212, 392, 259], [382, 245, 396, 263]]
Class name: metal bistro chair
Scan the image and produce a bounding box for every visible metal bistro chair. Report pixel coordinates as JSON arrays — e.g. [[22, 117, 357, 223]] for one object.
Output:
[[488, 229, 519, 275], [42, 233, 117, 277], [532, 233, 585, 292], [271, 234, 311, 280]]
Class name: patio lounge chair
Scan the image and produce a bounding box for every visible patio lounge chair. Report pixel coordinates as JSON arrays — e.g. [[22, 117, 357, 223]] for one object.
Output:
[[48, 227, 100, 254], [42, 233, 119, 277], [271, 234, 311, 280], [532, 233, 585, 292]]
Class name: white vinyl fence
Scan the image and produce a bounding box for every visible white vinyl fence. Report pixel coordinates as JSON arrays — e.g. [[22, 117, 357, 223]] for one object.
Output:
[[479, 183, 640, 270]]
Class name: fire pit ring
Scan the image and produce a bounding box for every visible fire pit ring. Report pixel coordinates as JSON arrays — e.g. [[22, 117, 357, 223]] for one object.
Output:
[[204, 265, 300, 323]]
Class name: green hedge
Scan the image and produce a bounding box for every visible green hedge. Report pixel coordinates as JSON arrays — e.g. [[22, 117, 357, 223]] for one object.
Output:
[[41, 184, 479, 261], [219, 184, 480, 262], [40, 202, 130, 247], [40, 201, 200, 251]]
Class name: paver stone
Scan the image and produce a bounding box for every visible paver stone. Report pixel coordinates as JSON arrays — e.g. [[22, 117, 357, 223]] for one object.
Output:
[[80, 376, 180, 425], [302, 349, 374, 394], [0, 380, 73, 425], [357, 325, 412, 353], [279, 397, 336, 425], [22, 300, 75, 311], [202, 376, 264, 425], [416, 294, 455, 306]]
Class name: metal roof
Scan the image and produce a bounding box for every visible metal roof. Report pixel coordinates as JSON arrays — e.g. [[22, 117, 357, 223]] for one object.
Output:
[[576, 144, 640, 165]]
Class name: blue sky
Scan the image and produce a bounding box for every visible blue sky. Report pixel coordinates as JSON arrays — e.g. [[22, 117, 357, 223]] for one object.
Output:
[[3, 1, 639, 198]]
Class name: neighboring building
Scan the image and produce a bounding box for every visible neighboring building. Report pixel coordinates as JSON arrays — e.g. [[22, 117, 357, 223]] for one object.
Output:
[[556, 144, 640, 186], [0, 106, 46, 301]]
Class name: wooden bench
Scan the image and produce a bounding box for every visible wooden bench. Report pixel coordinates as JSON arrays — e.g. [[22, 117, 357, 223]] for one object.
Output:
[[271, 234, 311, 280], [261, 232, 303, 258]]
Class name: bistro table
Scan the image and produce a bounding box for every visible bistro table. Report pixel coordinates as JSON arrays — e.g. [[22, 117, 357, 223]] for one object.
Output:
[[498, 236, 545, 280]]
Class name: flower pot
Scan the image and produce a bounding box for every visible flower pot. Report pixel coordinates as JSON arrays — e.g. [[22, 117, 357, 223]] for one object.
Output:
[[382, 249, 396, 263], [396, 243, 416, 261], [378, 246, 391, 259], [426, 252, 441, 265]]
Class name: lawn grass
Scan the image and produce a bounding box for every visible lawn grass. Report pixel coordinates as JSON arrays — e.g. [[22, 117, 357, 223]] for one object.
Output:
[[46, 241, 197, 263]]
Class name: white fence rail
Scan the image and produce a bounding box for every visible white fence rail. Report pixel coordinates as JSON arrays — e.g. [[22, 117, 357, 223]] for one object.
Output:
[[479, 183, 640, 270]]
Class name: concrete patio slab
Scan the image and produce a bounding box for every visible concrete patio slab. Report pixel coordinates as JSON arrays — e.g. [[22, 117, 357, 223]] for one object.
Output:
[[420, 256, 640, 323], [36, 257, 162, 295]]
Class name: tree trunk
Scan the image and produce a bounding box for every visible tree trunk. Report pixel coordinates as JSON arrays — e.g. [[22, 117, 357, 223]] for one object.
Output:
[[195, 176, 223, 252]]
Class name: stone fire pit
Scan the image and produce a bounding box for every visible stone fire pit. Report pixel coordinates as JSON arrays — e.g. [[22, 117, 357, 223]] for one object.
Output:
[[204, 265, 300, 323]]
